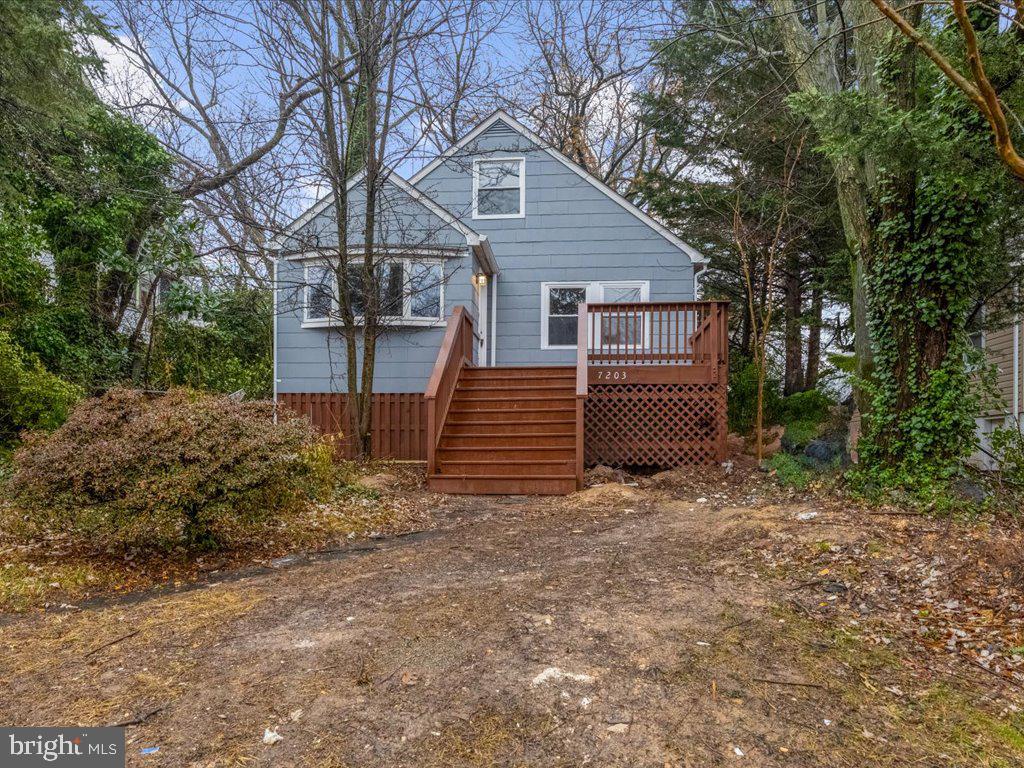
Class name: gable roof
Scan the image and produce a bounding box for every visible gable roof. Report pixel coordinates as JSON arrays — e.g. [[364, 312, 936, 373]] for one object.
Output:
[[409, 109, 707, 265], [269, 168, 481, 250]]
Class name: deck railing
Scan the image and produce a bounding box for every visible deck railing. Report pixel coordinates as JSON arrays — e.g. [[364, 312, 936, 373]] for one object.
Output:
[[425, 306, 475, 475], [582, 300, 729, 369]]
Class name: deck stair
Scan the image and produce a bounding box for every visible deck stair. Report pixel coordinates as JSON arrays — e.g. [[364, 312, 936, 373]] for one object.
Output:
[[427, 366, 578, 494]]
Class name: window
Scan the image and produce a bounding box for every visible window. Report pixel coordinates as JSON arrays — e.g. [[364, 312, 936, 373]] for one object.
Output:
[[545, 285, 588, 347], [346, 262, 404, 318], [540, 280, 650, 349], [473, 157, 525, 218], [304, 264, 334, 322], [303, 259, 444, 326], [409, 261, 442, 318], [599, 283, 646, 348]]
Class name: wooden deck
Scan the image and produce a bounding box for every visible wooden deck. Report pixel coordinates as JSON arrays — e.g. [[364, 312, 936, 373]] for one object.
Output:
[[427, 301, 729, 495]]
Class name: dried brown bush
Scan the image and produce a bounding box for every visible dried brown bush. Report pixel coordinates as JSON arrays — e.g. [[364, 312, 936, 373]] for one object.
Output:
[[3, 388, 333, 551]]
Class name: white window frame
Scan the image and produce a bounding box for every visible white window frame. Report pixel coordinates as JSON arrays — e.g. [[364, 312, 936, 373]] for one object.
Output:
[[302, 257, 445, 328], [540, 280, 650, 350], [472, 156, 526, 220], [594, 281, 651, 351], [303, 262, 335, 324]]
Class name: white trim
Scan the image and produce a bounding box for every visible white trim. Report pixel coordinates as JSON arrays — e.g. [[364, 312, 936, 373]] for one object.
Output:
[[466, 233, 499, 275], [540, 280, 650, 350], [472, 156, 525, 220], [284, 246, 461, 262], [300, 256, 445, 328], [477, 275, 489, 365], [541, 281, 590, 350], [409, 109, 707, 264], [270, 169, 480, 250], [490, 271, 498, 365], [303, 261, 334, 323]]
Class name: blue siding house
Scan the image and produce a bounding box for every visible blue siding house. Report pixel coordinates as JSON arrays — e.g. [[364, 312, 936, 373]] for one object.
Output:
[[273, 110, 724, 493]]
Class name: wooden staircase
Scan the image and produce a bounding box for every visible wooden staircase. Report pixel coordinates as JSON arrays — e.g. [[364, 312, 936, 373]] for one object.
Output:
[[428, 366, 579, 494]]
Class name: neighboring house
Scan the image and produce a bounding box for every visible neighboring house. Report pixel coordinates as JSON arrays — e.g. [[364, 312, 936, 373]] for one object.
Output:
[[972, 312, 1023, 469], [273, 110, 728, 493]]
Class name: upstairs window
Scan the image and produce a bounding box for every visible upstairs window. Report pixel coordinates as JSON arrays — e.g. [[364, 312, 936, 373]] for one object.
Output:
[[473, 157, 525, 219], [303, 259, 443, 326]]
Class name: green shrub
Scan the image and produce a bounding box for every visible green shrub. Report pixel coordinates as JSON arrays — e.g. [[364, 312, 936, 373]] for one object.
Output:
[[147, 288, 272, 398], [781, 419, 821, 452], [766, 452, 812, 490], [728, 357, 782, 434], [5, 388, 332, 551], [778, 389, 833, 426], [991, 426, 1024, 489], [0, 330, 81, 444]]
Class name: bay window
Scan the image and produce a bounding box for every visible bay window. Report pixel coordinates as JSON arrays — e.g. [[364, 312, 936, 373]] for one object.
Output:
[[303, 258, 444, 326]]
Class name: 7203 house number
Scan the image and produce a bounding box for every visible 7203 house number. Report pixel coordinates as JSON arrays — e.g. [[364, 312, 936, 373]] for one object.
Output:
[[595, 370, 628, 381]]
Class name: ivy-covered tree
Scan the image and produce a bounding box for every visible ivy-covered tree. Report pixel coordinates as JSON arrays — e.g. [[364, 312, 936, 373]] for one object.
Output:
[[28, 105, 188, 386], [795, 4, 1024, 491]]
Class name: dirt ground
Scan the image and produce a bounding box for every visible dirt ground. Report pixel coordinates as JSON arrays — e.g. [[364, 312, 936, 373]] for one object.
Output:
[[3, 467, 1024, 767]]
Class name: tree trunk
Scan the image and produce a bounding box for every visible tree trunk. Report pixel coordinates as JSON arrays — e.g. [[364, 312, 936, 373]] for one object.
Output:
[[783, 259, 804, 395], [740, 301, 753, 358], [772, 0, 878, 407], [805, 285, 823, 388]]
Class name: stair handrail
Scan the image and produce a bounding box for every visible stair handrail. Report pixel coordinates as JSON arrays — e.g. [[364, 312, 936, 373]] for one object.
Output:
[[425, 306, 474, 475], [575, 302, 589, 490]]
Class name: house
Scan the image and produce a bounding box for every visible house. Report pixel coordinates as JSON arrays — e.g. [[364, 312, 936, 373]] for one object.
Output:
[[972, 310, 1023, 469], [273, 110, 729, 493]]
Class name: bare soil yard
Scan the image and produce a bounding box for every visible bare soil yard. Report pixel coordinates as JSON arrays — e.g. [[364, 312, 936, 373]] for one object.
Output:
[[3, 467, 1024, 767]]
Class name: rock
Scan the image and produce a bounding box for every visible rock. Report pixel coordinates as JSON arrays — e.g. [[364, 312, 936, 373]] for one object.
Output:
[[954, 478, 988, 503], [606, 723, 630, 734], [262, 728, 283, 746], [804, 437, 846, 467], [358, 472, 400, 491], [760, 426, 785, 458]]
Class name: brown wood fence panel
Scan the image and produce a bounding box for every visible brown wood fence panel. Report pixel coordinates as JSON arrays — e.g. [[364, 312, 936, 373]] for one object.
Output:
[[277, 392, 427, 461]]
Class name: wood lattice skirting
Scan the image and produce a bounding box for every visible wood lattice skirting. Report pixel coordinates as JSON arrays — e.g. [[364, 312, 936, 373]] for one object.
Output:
[[277, 392, 427, 460], [584, 382, 728, 467]]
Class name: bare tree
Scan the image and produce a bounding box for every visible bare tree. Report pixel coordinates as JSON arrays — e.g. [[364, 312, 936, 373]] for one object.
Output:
[[100, 0, 361, 284], [734, 133, 804, 461], [272, 0, 488, 456], [507, 0, 670, 197]]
